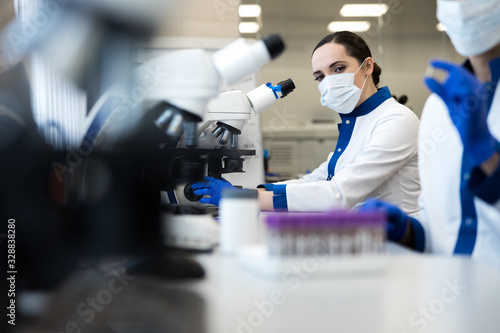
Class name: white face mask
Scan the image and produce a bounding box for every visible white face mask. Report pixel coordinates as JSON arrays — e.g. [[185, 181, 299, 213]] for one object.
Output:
[[318, 59, 368, 114], [437, 0, 500, 57]]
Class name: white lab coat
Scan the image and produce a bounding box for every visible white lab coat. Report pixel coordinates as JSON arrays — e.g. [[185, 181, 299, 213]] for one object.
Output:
[[268, 88, 420, 214], [418, 78, 500, 270]]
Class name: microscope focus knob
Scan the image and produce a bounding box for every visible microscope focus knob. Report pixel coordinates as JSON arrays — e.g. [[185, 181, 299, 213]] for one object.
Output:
[[184, 183, 204, 202]]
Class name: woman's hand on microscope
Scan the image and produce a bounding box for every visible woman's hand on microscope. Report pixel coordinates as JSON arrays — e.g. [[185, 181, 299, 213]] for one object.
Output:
[[191, 176, 238, 206]]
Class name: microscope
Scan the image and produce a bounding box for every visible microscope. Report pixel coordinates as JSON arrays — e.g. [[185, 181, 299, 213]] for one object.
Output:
[[173, 77, 295, 180], [199, 78, 295, 149], [130, 35, 285, 148], [78, 35, 288, 281], [114, 35, 287, 185], [162, 78, 295, 251]]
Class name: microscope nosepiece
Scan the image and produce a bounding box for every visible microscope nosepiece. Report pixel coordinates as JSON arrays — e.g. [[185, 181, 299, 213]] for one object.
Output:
[[154, 102, 201, 146]]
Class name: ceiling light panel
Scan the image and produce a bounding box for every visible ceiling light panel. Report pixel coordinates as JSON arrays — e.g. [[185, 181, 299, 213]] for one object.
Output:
[[239, 21, 260, 33], [327, 21, 371, 32], [340, 4, 389, 17], [239, 4, 262, 17]]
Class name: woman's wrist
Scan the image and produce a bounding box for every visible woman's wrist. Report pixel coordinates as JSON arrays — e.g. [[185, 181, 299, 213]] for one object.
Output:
[[399, 218, 415, 248], [258, 191, 274, 211], [480, 151, 500, 176]]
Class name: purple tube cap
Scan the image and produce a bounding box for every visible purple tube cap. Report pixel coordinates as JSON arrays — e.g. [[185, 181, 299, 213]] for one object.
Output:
[[265, 210, 386, 229]]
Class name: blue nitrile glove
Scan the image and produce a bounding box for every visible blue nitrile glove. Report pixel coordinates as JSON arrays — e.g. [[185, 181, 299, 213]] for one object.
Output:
[[360, 198, 408, 242], [190, 176, 237, 206], [424, 59, 496, 167]]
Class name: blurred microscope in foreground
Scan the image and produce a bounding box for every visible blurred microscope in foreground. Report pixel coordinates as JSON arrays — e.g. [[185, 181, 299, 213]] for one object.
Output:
[[0, 0, 286, 331]]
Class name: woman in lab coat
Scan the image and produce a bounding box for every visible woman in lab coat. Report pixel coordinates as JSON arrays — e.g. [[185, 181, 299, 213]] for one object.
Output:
[[192, 31, 420, 215], [363, 0, 500, 269]]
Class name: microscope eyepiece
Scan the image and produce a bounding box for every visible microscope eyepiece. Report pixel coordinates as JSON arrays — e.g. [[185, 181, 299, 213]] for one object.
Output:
[[262, 34, 285, 60], [212, 35, 286, 85], [277, 78, 295, 97]]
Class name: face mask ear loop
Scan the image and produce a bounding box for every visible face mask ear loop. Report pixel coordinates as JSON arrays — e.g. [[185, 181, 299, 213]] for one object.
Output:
[[360, 74, 369, 91], [354, 58, 368, 76], [355, 58, 369, 91]]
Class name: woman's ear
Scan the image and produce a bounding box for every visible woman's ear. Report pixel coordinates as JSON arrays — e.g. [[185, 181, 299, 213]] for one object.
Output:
[[365, 57, 374, 76]]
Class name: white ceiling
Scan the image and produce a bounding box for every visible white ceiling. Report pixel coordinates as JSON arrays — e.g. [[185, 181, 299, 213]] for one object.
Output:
[[258, 0, 440, 45]]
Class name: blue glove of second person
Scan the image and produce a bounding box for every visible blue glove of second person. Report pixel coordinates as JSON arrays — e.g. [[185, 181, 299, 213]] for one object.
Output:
[[360, 198, 409, 242], [424, 59, 496, 167], [191, 176, 237, 206]]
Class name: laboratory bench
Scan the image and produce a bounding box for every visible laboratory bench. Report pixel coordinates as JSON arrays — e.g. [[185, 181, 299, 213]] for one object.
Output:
[[11, 242, 500, 333]]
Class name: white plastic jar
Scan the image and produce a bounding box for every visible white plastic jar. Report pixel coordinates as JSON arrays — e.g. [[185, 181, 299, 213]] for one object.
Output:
[[219, 189, 260, 254]]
